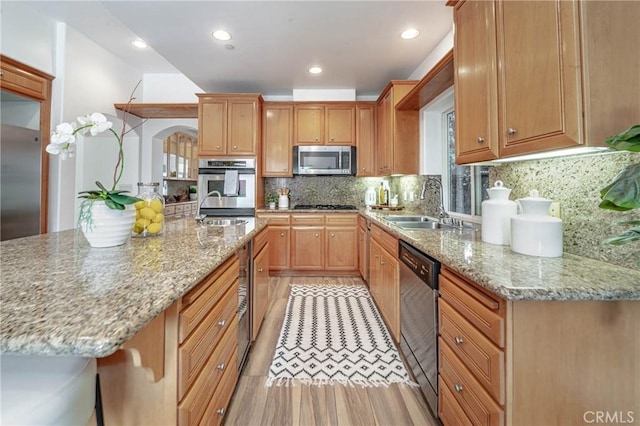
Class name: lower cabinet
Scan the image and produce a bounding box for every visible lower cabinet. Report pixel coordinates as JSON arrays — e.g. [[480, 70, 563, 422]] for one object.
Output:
[[368, 224, 400, 341], [357, 216, 368, 282], [257, 212, 358, 274], [252, 228, 270, 340], [97, 255, 240, 426]]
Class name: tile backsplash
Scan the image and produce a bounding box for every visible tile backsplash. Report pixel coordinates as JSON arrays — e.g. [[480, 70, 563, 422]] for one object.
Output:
[[265, 151, 639, 270]]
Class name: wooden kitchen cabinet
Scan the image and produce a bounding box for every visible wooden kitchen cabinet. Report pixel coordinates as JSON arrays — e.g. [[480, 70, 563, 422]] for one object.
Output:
[[357, 216, 368, 281], [197, 94, 263, 157], [376, 81, 419, 175], [451, 0, 640, 163], [368, 224, 400, 341], [294, 103, 355, 146], [291, 226, 325, 270], [256, 213, 291, 272], [356, 103, 376, 177], [252, 228, 270, 340], [97, 255, 240, 426], [262, 103, 293, 177], [325, 214, 358, 272]]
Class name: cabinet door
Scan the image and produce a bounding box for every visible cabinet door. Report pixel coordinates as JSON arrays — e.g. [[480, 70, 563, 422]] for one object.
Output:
[[227, 99, 258, 155], [267, 226, 290, 270], [252, 244, 269, 340], [326, 106, 355, 145], [380, 250, 400, 341], [368, 239, 383, 301], [291, 227, 324, 270], [497, 0, 581, 156], [199, 100, 227, 156], [262, 104, 293, 176], [294, 106, 324, 145], [357, 225, 368, 280], [325, 227, 357, 271], [356, 105, 375, 176], [454, 0, 499, 164], [376, 92, 392, 175]]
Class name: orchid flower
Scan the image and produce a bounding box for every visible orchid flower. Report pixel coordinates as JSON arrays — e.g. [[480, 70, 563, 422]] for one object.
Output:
[[77, 112, 113, 136]]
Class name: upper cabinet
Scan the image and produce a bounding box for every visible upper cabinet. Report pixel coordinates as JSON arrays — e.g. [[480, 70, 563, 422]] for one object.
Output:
[[356, 103, 376, 177], [376, 81, 419, 176], [197, 94, 263, 157], [294, 104, 355, 146], [452, 0, 640, 163], [262, 103, 294, 177]]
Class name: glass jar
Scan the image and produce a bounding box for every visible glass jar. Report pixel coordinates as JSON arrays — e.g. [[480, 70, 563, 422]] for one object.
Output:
[[132, 182, 165, 237]]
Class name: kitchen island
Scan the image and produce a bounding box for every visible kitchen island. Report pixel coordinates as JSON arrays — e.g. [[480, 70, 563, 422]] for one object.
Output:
[[0, 216, 267, 357]]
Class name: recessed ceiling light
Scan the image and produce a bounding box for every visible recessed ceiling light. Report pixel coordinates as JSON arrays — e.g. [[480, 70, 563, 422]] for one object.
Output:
[[308, 66, 322, 74], [401, 28, 420, 40], [131, 39, 148, 49], [212, 30, 232, 41]]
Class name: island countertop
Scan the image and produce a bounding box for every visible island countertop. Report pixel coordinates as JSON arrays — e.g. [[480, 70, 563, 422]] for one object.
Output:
[[0, 217, 267, 358], [363, 210, 640, 301]]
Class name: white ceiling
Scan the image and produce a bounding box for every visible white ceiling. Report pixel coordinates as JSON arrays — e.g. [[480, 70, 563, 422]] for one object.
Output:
[[25, 1, 453, 98]]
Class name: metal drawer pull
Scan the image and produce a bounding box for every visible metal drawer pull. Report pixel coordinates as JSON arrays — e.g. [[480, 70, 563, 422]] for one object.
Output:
[[280, 232, 285, 237], [454, 336, 464, 345], [217, 408, 226, 416], [258, 267, 264, 272], [507, 128, 517, 135], [315, 233, 319, 237], [331, 233, 335, 237], [217, 363, 225, 370], [476, 136, 485, 143], [217, 319, 226, 327], [232, 145, 237, 149], [454, 384, 463, 393]]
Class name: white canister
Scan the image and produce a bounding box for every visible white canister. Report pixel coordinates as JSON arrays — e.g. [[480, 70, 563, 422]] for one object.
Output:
[[278, 195, 289, 210], [510, 190, 563, 257], [481, 181, 518, 245]]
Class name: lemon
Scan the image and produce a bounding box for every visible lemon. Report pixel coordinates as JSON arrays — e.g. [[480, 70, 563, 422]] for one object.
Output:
[[149, 199, 163, 213], [132, 223, 145, 234], [135, 218, 150, 228], [152, 213, 164, 223], [147, 223, 162, 234], [140, 207, 156, 220], [134, 200, 147, 210]]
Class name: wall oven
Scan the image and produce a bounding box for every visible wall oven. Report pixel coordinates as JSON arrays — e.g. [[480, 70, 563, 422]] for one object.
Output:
[[197, 158, 256, 217]]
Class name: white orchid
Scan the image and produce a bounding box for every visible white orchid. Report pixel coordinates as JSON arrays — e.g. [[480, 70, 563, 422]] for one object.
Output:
[[50, 122, 76, 145], [76, 112, 113, 136]]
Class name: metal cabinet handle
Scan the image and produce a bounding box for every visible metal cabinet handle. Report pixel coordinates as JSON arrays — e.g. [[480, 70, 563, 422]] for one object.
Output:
[[315, 137, 319, 141], [258, 267, 264, 272], [280, 232, 285, 237], [507, 128, 517, 135], [217, 319, 226, 327], [217, 363, 225, 370], [216, 145, 221, 149], [315, 233, 319, 237], [454, 384, 463, 393], [331, 233, 335, 237], [217, 408, 226, 416], [476, 136, 485, 143], [232, 145, 237, 149], [455, 336, 464, 345], [330, 137, 335, 141]]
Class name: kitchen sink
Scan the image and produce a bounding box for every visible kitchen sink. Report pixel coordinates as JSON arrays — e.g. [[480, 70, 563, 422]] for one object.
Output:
[[203, 218, 247, 227], [395, 221, 442, 229], [383, 215, 433, 223]]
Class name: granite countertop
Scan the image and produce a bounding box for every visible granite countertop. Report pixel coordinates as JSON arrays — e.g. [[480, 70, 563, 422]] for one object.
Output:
[[256, 207, 359, 213], [0, 217, 268, 358], [363, 210, 640, 301]]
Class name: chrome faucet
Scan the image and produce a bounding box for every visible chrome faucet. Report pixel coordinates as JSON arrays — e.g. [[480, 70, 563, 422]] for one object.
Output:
[[420, 177, 449, 221], [195, 190, 222, 222]]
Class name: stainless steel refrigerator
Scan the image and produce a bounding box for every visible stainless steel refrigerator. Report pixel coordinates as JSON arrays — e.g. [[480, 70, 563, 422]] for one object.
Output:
[[1, 123, 42, 241]]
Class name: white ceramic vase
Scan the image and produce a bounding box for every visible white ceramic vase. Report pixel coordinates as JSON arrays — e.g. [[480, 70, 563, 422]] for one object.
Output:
[[79, 200, 136, 248]]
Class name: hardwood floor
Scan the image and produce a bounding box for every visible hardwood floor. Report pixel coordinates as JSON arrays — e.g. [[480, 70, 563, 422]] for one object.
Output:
[[224, 276, 438, 426]]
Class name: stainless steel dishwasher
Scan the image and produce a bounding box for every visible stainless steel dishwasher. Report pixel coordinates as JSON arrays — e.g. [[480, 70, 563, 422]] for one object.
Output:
[[399, 240, 440, 418]]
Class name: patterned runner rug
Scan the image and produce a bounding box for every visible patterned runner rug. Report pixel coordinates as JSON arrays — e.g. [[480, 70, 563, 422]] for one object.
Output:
[[266, 284, 416, 388]]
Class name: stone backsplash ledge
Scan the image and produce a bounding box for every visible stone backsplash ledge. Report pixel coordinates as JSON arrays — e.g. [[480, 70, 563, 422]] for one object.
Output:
[[264, 151, 639, 270]]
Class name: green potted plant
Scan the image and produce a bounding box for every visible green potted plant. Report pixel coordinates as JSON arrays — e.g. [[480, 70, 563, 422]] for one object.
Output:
[[598, 124, 640, 245], [189, 185, 197, 201], [266, 194, 277, 209]]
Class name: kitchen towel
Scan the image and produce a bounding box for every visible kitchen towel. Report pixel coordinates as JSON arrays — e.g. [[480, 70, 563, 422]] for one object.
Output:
[[223, 170, 238, 195], [266, 284, 417, 388]]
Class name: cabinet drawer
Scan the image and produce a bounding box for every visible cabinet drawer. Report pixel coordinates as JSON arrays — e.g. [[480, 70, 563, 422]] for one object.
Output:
[[253, 227, 269, 254], [439, 375, 473, 426], [370, 224, 398, 257], [200, 348, 239, 426], [257, 213, 291, 225], [291, 214, 325, 225], [165, 205, 176, 216], [440, 299, 505, 404], [439, 338, 504, 426], [325, 213, 357, 225], [179, 256, 239, 343], [178, 281, 238, 400], [439, 268, 505, 348], [177, 319, 238, 426]]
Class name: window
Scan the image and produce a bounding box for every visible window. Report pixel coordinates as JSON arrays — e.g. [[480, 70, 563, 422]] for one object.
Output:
[[441, 106, 489, 220]]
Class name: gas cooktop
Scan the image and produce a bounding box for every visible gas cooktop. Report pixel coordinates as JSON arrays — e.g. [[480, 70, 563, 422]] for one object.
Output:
[[293, 204, 357, 210]]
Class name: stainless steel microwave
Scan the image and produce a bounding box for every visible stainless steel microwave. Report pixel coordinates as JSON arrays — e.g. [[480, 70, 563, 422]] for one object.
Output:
[[292, 146, 356, 176]]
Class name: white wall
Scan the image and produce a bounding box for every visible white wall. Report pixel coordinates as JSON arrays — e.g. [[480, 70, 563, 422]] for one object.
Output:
[[408, 29, 454, 81], [142, 74, 202, 102]]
